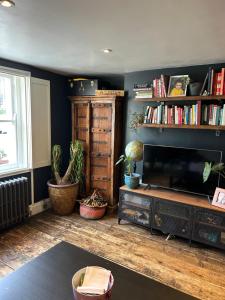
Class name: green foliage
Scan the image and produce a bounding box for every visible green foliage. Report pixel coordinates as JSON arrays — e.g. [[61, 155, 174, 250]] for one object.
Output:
[[51, 140, 83, 185], [116, 154, 133, 176], [52, 145, 61, 178], [203, 162, 225, 183], [70, 140, 83, 184], [128, 112, 144, 132]]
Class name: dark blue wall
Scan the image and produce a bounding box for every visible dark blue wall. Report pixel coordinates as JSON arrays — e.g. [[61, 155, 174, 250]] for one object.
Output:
[[124, 63, 225, 177], [0, 58, 71, 202]]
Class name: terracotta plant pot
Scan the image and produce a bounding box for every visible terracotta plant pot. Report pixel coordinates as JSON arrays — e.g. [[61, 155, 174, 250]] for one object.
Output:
[[47, 180, 79, 215], [80, 203, 107, 220]]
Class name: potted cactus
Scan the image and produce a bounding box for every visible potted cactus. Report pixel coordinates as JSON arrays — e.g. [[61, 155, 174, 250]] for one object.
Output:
[[47, 140, 83, 215]]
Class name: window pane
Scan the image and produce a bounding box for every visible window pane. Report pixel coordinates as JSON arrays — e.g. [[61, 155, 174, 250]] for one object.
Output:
[[0, 122, 17, 169], [0, 75, 13, 120]]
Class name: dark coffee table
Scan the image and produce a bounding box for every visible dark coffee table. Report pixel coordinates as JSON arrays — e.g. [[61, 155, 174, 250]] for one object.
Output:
[[0, 242, 196, 300]]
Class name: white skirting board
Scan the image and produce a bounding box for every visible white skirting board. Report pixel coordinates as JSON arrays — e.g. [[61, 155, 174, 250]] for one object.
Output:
[[29, 198, 51, 216]]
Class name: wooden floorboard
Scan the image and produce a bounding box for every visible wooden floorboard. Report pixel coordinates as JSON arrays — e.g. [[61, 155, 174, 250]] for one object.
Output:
[[0, 210, 225, 300]]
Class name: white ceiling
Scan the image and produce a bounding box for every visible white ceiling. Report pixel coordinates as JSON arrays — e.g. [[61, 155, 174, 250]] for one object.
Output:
[[0, 0, 225, 75]]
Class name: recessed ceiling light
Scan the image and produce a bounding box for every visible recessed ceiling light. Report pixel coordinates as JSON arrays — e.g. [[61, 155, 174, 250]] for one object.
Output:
[[103, 49, 112, 54], [0, 0, 15, 7]]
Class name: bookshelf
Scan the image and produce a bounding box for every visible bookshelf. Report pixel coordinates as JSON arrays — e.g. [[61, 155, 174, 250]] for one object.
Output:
[[133, 95, 225, 131], [133, 95, 225, 102], [138, 124, 225, 131]]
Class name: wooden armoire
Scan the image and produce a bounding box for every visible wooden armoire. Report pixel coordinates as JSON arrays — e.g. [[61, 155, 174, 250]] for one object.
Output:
[[70, 96, 123, 211]]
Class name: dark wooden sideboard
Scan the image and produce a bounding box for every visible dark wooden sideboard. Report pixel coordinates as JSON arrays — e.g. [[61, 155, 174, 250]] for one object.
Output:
[[119, 185, 225, 250]]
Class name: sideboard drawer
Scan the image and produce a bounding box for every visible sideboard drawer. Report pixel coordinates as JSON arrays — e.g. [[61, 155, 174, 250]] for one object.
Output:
[[152, 213, 191, 238], [120, 207, 150, 227], [120, 191, 151, 210], [192, 222, 225, 249], [195, 209, 225, 228]]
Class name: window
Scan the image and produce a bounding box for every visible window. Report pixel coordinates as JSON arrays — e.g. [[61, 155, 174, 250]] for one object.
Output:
[[0, 67, 31, 175]]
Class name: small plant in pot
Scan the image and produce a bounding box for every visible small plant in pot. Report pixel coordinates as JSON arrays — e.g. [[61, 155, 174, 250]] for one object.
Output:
[[47, 140, 83, 216], [116, 140, 143, 189], [203, 162, 225, 183], [80, 189, 107, 220]]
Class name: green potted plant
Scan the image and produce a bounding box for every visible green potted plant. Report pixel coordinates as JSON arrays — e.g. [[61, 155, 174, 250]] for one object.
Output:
[[47, 140, 83, 215], [116, 140, 143, 189], [203, 162, 225, 183], [128, 112, 144, 133], [79, 189, 107, 220]]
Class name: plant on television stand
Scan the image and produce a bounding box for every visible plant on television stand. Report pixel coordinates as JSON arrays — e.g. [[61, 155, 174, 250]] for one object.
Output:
[[203, 162, 225, 183], [116, 154, 134, 176]]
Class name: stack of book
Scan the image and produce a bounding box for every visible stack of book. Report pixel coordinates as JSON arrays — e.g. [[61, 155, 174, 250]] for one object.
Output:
[[143, 102, 207, 126], [77, 266, 111, 295], [95, 90, 125, 97], [133, 87, 153, 98], [202, 104, 225, 126], [201, 67, 225, 96], [153, 75, 169, 97]]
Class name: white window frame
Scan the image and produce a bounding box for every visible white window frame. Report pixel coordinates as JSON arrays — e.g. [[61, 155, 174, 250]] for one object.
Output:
[[0, 66, 32, 177]]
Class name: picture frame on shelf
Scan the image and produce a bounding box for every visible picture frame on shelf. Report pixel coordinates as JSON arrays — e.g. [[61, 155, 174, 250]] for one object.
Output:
[[212, 187, 225, 209], [168, 75, 189, 97]]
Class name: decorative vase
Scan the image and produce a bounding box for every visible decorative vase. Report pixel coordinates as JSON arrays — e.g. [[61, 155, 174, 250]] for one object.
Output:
[[47, 180, 79, 215], [124, 173, 140, 189], [79, 203, 107, 220]]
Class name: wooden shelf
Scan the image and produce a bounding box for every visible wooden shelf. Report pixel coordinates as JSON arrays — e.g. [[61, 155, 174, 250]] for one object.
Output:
[[133, 95, 225, 102], [138, 124, 225, 130]]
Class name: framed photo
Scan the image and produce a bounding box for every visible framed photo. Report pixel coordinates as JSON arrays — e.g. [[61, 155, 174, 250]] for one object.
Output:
[[168, 75, 189, 97], [212, 188, 225, 209]]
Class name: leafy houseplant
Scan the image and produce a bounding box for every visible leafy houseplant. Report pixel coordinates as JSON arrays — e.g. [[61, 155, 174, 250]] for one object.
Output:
[[128, 112, 144, 133], [79, 189, 107, 220], [203, 162, 225, 183], [116, 140, 143, 189], [47, 140, 83, 215], [116, 154, 140, 189]]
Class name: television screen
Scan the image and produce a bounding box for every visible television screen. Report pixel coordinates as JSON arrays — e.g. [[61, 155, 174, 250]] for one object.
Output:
[[143, 145, 222, 197]]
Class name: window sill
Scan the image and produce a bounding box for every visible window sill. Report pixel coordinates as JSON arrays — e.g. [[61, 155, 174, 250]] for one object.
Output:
[[0, 168, 31, 179]]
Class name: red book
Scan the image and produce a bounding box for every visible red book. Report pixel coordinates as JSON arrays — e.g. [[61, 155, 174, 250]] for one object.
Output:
[[213, 73, 218, 95], [216, 72, 222, 95], [197, 101, 201, 126], [221, 68, 225, 95]]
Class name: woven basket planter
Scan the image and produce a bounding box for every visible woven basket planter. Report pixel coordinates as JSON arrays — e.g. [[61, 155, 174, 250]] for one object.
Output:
[[47, 180, 79, 215]]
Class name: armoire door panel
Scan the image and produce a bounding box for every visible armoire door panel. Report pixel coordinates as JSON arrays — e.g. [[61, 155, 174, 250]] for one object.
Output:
[[91, 156, 111, 178], [91, 132, 111, 153], [92, 104, 112, 129]]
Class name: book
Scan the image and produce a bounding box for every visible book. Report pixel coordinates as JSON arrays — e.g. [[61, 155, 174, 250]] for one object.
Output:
[[95, 90, 125, 97], [207, 67, 213, 95], [200, 73, 209, 95], [221, 68, 225, 95], [77, 267, 111, 295], [144, 106, 150, 123]]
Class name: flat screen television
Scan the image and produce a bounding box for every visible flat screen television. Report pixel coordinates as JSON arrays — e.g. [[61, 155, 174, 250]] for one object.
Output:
[[142, 145, 222, 197]]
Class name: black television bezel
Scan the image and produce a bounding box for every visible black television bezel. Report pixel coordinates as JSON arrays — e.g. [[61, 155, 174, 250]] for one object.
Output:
[[142, 144, 222, 197]]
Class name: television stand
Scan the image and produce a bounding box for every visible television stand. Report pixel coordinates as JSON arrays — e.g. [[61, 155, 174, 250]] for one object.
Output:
[[118, 185, 225, 250]]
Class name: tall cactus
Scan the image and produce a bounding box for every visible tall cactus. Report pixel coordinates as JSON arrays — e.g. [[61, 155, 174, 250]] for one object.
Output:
[[52, 140, 83, 185]]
